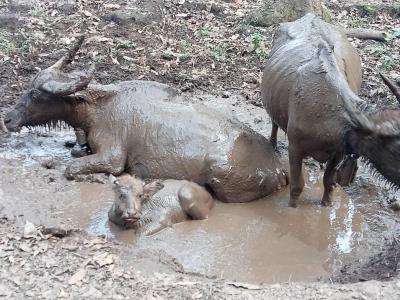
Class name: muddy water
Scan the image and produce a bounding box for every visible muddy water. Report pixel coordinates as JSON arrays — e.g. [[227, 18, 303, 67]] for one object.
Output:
[[117, 174, 395, 283], [0, 96, 399, 284]]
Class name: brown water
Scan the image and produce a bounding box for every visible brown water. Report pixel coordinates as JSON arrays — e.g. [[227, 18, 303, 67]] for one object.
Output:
[[0, 96, 398, 284]]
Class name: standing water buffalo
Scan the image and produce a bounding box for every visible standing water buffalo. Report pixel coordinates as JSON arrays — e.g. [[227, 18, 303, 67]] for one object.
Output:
[[262, 14, 400, 207], [4, 39, 288, 203], [108, 174, 214, 235]]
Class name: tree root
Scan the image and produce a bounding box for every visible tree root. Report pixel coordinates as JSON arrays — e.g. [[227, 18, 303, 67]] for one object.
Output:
[[345, 28, 387, 42], [380, 73, 400, 103]]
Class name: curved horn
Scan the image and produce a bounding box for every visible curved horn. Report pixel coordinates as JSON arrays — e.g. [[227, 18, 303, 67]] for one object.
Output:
[[342, 92, 400, 136], [62, 35, 85, 68], [37, 63, 95, 96], [47, 36, 85, 70], [31, 35, 91, 96], [380, 73, 400, 104]]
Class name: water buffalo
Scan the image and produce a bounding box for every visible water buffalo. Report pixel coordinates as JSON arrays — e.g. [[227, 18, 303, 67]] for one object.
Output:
[[262, 14, 400, 207], [108, 174, 213, 235], [5, 38, 288, 203]]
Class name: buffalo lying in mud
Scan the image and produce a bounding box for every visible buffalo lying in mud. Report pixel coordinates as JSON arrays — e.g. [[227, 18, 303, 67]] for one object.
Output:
[[4, 39, 288, 203], [262, 14, 400, 207], [108, 174, 213, 235]]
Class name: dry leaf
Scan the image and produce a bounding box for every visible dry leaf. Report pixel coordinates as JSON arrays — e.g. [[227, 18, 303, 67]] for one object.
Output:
[[19, 243, 31, 252], [104, 4, 120, 9], [82, 10, 93, 17], [24, 221, 36, 236], [93, 252, 114, 267], [69, 269, 86, 285], [191, 291, 202, 299], [176, 281, 200, 286]]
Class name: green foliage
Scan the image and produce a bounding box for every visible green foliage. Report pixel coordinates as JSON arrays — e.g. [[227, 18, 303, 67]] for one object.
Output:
[[386, 28, 400, 40], [234, 22, 252, 34], [249, 32, 268, 59], [200, 28, 211, 37], [208, 44, 227, 62], [116, 39, 135, 49], [0, 31, 13, 51], [357, 4, 377, 17], [369, 46, 385, 56], [368, 45, 399, 71], [19, 29, 33, 53], [180, 40, 193, 52], [250, 32, 264, 49], [382, 55, 399, 71]]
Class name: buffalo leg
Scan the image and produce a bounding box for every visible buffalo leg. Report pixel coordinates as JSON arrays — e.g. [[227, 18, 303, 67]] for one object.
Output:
[[178, 184, 213, 220], [64, 150, 126, 179], [336, 157, 358, 186], [321, 154, 342, 206], [270, 122, 278, 148], [288, 145, 304, 208]]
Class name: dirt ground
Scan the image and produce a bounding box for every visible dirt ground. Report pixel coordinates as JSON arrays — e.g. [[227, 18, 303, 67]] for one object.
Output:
[[1, 0, 400, 298], [0, 218, 400, 299]]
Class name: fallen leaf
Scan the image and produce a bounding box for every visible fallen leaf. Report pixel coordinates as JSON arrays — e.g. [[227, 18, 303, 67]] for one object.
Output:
[[104, 4, 120, 9], [191, 291, 202, 299], [176, 281, 200, 286], [19, 243, 31, 252], [123, 56, 135, 61], [58, 288, 68, 298], [82, 10, 93, 17], [24, 221, 36, 236], [68, 269, 86, 285], [93, 252, 114, 267]]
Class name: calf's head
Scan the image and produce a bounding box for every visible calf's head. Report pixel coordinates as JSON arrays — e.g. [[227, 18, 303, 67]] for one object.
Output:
[[108, 174, 164, 229], [4, 37, 94, 132], [344, 74, 400, 188]]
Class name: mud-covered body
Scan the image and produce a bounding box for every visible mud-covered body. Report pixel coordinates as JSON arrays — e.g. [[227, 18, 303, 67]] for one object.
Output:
[[74, 81, 288, 202], [108, 178, 214, 236], [262, 14, 400, 206], [5, 67, 288, 203], [263, 14, 361, 163]]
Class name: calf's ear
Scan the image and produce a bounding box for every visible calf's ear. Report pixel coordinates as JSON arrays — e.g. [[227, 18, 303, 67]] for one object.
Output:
[[143, 180, 164, 197]]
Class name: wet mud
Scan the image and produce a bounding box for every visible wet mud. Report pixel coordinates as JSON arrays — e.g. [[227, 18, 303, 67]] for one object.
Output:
[[0, 95, 399, 284]]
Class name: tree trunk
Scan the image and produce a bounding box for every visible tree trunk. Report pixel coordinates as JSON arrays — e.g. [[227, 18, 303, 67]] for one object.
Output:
[[247, 0, 331, 27]]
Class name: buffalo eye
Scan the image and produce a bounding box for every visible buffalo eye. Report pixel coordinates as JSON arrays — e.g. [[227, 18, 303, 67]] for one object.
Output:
[[30, 90, 41, 102]]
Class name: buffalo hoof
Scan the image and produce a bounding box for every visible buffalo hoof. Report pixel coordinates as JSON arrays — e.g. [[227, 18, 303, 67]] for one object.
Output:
[[71, 144, 91, 158], [321, 198, 333, 207]]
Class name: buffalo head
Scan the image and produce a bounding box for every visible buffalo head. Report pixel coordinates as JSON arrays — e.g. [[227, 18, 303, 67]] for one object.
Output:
[[344, 73, 400, 188], [4, 36, 94, 132], [108, 174, 164, 229]]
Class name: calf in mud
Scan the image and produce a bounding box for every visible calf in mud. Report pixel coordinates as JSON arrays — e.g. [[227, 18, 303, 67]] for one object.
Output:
[[5, 37, 288, 203], [262, 14, 400, 207], [108, 174, 214, 236]]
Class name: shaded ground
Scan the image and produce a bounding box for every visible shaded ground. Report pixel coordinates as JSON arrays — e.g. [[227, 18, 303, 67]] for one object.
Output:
[[0, 0, 399, 115], [1, 0, 400, 298]]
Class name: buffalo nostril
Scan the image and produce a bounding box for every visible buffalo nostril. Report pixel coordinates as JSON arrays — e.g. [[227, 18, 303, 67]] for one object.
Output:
[[4, 119, 11, 124]]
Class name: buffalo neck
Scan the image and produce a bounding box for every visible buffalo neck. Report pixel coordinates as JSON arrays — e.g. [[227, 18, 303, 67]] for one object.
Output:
[[49, 97, 92, 132]]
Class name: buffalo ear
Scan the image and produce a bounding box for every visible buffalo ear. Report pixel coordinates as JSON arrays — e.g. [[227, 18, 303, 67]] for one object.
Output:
[[344, 110, 373, 135], [143, 180, 164, 197]]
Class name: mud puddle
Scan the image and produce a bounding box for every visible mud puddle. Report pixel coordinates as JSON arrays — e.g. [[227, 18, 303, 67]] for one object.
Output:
[[0, 96, 399, 284]]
